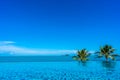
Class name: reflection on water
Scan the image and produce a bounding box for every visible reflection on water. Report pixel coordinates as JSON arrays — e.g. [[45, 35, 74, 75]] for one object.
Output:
[[101, 61, 116, 69], [77, 61, 88, 67]]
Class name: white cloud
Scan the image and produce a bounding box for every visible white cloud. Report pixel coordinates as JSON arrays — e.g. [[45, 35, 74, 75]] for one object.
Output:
[[0, 41, 16, 45], [0, 41, 76, 56], [0, 41, 95, 56]]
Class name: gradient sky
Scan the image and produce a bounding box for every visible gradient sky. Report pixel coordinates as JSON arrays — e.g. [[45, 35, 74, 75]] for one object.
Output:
[[0, 0, 120, 54]]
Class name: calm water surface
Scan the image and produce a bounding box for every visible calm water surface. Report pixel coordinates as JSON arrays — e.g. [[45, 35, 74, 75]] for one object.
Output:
[[0, 61, 120, 80]]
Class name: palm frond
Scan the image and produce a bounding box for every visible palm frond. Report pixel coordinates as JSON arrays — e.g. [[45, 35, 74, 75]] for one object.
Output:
[[111, 54, 120, 57], [73, 49, 90, 62], [97, 44, 117, 61], [109, 55, 115, 60]]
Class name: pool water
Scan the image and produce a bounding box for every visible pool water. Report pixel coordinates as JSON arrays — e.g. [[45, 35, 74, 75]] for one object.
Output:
[[0, 61, 120, 80]]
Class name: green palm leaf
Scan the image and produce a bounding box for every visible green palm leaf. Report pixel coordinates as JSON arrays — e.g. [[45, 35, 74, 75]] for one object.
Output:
[[97, 44, 118, 61], [73, 49, 90, 62]]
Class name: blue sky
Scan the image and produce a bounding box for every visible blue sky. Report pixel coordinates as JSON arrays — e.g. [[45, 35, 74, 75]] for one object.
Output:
[[0, 0, 120, 55]]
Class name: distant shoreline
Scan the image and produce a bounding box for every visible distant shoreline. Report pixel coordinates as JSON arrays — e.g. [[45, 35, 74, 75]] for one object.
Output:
[[0, 56, 74, 62], [0, 56, 120, 62]]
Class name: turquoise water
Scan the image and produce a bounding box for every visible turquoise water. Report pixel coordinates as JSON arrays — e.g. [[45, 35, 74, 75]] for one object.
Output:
[[0, 61, 120, 80]]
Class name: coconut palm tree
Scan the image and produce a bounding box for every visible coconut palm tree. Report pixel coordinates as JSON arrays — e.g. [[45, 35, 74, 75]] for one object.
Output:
[[96, 44, 119, 61], [73, 49, 90, 62]]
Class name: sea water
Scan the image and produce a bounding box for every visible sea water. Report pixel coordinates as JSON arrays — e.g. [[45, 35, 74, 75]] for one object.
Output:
[[0, 60, 120, 80]]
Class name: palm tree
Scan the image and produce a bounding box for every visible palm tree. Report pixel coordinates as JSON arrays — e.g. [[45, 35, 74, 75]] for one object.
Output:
[[97, 44, 118, 61], [73, 49, 90, 62]]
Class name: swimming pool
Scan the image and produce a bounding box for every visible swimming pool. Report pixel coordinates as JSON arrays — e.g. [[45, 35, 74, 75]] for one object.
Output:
[[0, 61, 120, 80]]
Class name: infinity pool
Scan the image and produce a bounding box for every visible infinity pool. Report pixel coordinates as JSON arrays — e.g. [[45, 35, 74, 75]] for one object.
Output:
[[0, 61, 120, 80]]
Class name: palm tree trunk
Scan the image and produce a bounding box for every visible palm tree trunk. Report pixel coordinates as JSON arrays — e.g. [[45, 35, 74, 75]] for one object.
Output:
[[105, 55, 108, 61]]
